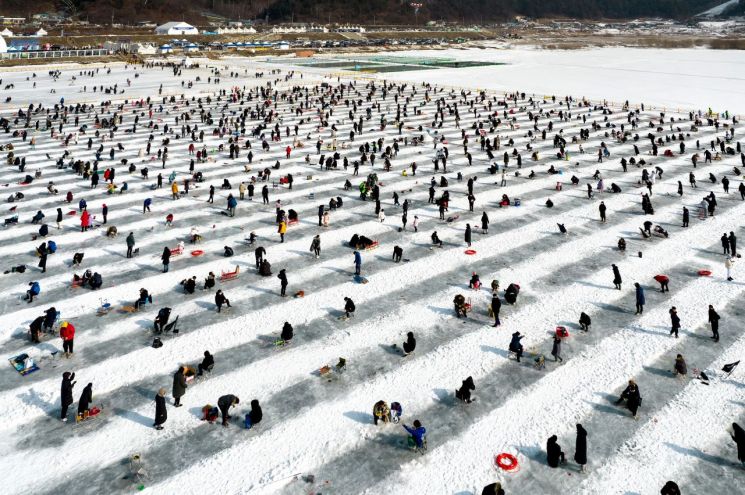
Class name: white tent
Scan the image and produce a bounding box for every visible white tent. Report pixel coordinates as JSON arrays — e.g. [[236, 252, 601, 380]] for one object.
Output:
[[36, 28, 48, 36], [154, 22, 198, 36], [0, 28, 13, 37], [0, 35, 7, 54]]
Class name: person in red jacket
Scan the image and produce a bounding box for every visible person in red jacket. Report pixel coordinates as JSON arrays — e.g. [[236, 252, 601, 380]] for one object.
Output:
[[285, 145, 292, 159], [80, 209, 91, 232], [60, 321, 75, 358]]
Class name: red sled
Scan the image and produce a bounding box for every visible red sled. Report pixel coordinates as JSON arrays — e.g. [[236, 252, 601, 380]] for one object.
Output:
[[220, 265, 240, 281], [287, 219, 299, 226], [365, 241, 380, 251], [279, 177, 289, 185], [170, 246, 183, 256], [555, 326, 570, 338]]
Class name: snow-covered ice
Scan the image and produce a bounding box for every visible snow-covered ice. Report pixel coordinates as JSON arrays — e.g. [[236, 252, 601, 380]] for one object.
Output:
[[0, 51, 744, 495]]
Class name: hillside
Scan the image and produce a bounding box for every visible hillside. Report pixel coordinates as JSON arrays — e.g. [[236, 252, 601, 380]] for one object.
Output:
[[0, 0, 724, 25]]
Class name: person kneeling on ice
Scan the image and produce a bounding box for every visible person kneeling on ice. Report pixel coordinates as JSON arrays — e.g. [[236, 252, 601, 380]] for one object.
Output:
[[373, 400, 391, 425], [25, 281, 41, 303], [181, 276, 197, 294], [204, 272, 216, 290], [579, 312, 591, 331], [469, 272, 481, 290], [504, 283, 520, 305], [509, 332, 524, 362], [215, 290, 231, 312], [244, 399, 263, 429], [344, 297, 356, 318], [281, 322, 293, 343], [431, 231, 443, 248], [616, 379, 642, 419], [217, 395, 239, 427], [453, 294, 468, 317], [153, 307, 171, 333], [402, 332, 416, 356], [135, 288, 152, 310], [455, 376, 475, 404], [546, 435, 566, 467], [674, 354, 687, 376], [198, 351, 214, 376], [403, 420, 426, 450]]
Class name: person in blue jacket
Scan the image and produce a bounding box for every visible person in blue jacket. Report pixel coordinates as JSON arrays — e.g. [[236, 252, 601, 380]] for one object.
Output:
[[26, 281, 41, 303], [78, 199, 87, 212], [143, 198, 152, 213], [353, 250, 362, 275], [227, 194, 237, 217], [635, 282, 645, 315], [403, 420, 426, 450]]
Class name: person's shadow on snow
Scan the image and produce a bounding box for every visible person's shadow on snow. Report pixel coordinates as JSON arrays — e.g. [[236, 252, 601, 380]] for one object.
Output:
[[343, 410, 373, 424], [114, 407, 153, 428]]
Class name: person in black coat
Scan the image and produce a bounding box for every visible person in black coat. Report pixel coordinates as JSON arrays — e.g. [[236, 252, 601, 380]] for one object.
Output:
[[172, 367, 187, 407], [217, 394, 239, 427], [281, 322, 293, 342], [278, 269, 288, 297], [198, 351, 214, 376], [215, 290, 230, 312], [402, 332, 416, 356], [481, 482, 505, 495], [77, 383, 93, 417], [660, 481, 681, 495], [669, 306, 681, 338], [616, 379, 642, 418], [30, 315, 44, 343], [38, 249, 47, 273], [579, 312, 591, 331], [56, 208, 63, 229], [465, 224, 472, 247], [481, 212, 489, 233], [344, 297, 356, 317], [546, 435, 565, 467], [60, 371, 76, 421], [245, 399, 263, 429], [254, 246, 266, 269], [154, 388, 167, 430], [161, 246, 171, 273], [730, 231, 737, 257], [574, 423, 588, 472], [612, 264, 622, 290], [682, 206, 689, 227], [43, 306, 57, 331], [491, 292, 501, 327], [709, 305, 720, 342], [732, 423, 745, 466], [455, 376, 475, 403]]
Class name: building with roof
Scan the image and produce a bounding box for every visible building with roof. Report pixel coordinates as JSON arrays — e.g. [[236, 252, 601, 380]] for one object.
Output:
[[154, 22, 198, 36]]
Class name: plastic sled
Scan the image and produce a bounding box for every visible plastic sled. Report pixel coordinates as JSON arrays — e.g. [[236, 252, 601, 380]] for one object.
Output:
[[9, 354, 39, 376], [220, 265, 240, 281], [170, 246, 183, 256], [555, 326, 569, 338], [354, 275, 369, 284], [364, 241, 379, 251], [464, 249, 476, 255], [698, 269, 712, 276]]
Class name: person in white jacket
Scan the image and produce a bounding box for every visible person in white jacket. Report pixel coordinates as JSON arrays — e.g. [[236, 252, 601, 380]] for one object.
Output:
[[725, 256, 734, 281], [378, 209, 385, 223], [411, 215, 419, 232]]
